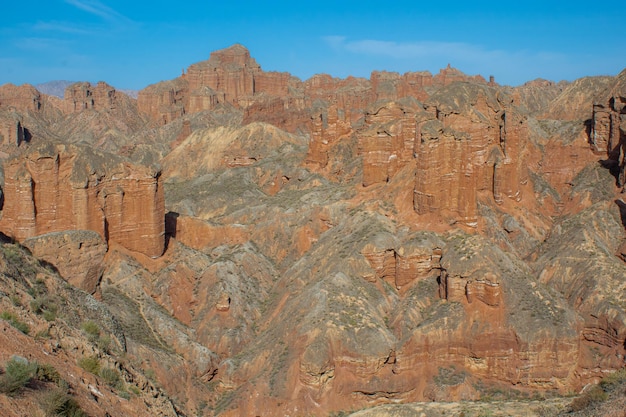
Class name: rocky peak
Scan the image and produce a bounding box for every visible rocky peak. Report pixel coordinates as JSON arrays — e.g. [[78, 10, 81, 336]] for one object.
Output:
[[0, 83, 43, 113], [0, 110, 30, 147], [434, 63, 487, 86], [205, 43, 260, 70], [62, 81, 119, 113]]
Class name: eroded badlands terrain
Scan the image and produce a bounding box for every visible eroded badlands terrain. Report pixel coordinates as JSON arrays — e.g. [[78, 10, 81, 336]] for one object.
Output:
[[0, 44, 624, 416]]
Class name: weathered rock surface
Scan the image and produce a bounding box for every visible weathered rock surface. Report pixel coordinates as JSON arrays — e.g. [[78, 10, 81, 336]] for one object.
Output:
[[0, 83, 43, 113], [0, 110, 30, 147], [532, 201, 626, 379], [0, 44, 625, 417], [412, 83, 528, 226], [0, 142, 164, 258], [0, 241, 181, 417], [358, 99, 421, 186], [138, 44, 489, 136], [62, 81, 118, 113], [543, 76, 613, 121], [23, 230, 107, 293], [591, 69, 626, 185]]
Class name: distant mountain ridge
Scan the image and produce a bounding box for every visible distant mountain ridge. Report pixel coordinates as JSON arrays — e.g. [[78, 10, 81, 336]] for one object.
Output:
[[35, 80, 138, 99], [34, 80, 75, 98]]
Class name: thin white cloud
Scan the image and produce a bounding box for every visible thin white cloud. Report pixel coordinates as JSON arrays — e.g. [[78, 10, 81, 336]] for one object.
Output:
[[64, 0, 132, 24], [14, 37, 72, 51], [33, 21, 93, 35], [323, 35, 347, 50], [325, 37, 509, 61]]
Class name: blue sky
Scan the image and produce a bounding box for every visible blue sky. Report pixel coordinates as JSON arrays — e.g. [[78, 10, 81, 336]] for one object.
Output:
[[1, 0, 624, 90]]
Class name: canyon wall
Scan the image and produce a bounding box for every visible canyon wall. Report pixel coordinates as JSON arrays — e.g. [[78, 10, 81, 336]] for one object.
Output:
[[62, 81, 118, 113], [0, 142, 164, 258], [414, 85, 527, 225], [138, 44, 489, 131], [0, 83, 43, 113], [0, 112, 29, 147], [591, 69, 626, 185]]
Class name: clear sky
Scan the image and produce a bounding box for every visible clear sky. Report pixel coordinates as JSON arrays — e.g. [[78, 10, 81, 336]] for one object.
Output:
[[1, 0, 624, 90]]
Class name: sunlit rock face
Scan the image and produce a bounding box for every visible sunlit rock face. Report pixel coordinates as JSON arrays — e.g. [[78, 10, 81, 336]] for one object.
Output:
[[0, 142, 164, 258], [0, 43, 625, 417]]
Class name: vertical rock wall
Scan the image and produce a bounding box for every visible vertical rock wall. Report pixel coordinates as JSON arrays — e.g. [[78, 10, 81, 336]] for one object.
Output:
[[62, 81, 118, 113], [414, 120, 478, 226], [0, 84, 42, 113], [358, 101, 419, 186], [592, 71, 626, 185], [0, 143, 165, 258], [411, 84, 528, 226]]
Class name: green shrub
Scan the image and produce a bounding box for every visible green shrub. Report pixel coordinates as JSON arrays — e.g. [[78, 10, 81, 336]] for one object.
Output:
[[99, 367, 122, 389], [2, 244, 22, 264], [599, 368, 626, 390], [80, 321, 100, 336], [96, 335, 112, 353], [1, 311, 30, 334], [80, 320, 113, 352], [36, 363, 60, 384], [11, 319, 30, 334], [43, 310, 57, 322], [38, 387, 88, 417], [27, 278, 48, 297], [30, 296, 58, 322], [35, 329, 50, 340], [0, 357, 37, 395], [128, 384, 141, 396], [77, 355, 100, 375], [9, 294, 21, 307], [80, 320, 100, 343]]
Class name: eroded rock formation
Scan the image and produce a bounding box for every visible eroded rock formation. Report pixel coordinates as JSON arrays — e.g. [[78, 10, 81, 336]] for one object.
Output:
[[23, 230, 107, 293], [0, 44, 625, 417], [0, 111, 29, 147], [0, 83, 43, 113], [411, 84, 529, 226], [591, 69, 626, 185], [358, 100, 420, 186], [62, 81, 119, 113], [361, 231, 444, 290], [0, 142, 164, 258]]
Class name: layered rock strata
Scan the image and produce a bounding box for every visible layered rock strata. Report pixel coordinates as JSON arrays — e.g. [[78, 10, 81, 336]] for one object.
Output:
[[591, 69, 626, 185], [358, 100, 420, 186], [23, 230, 107, 293], [411, 84, 528, 226], [361, 231, 444, 289], [62, 81, 119, 113], [0, 83, 43, 113], [0, 142, 164, 258], [138, 44, 489, 132], [0, 111, 29, 146]]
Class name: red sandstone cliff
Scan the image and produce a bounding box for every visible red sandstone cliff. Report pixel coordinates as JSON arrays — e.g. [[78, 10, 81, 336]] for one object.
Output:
[[0, 142, 164, 258], [138, 44, 488, 134], [591, 69, 626, 185], [416, 84, 526, 225], [0, 83, 43, 113], [62, 81, 119, 113]]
